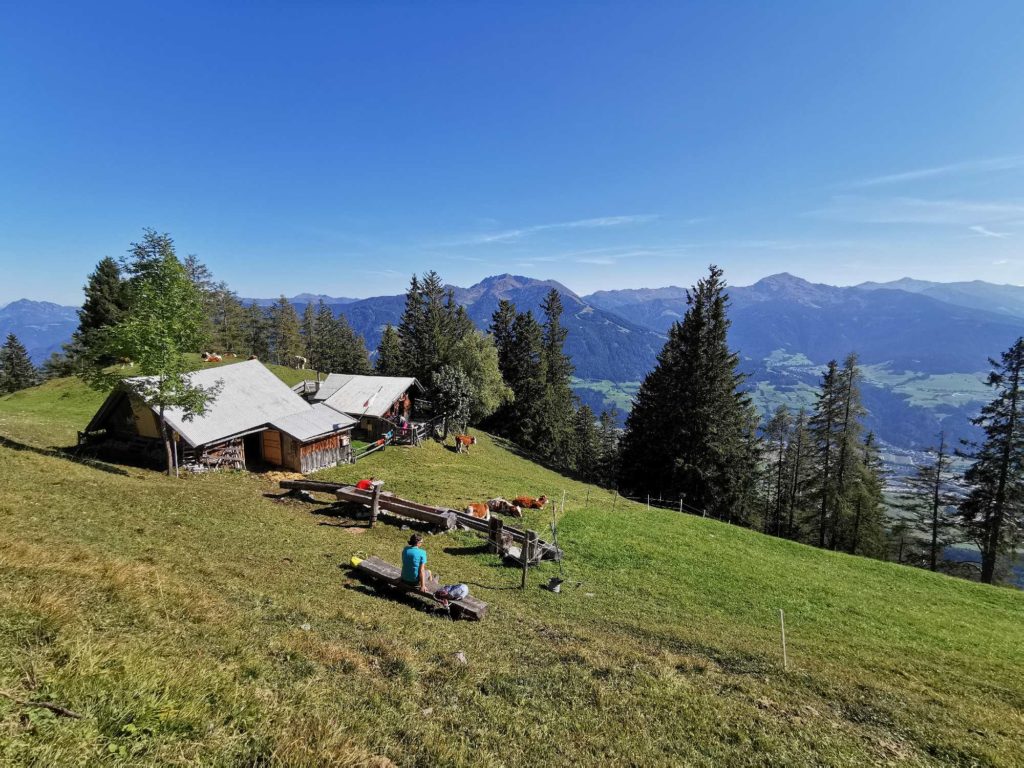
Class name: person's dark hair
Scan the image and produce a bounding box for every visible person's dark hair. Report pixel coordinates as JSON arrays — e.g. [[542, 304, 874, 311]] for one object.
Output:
[[409, 533, 423, 546]]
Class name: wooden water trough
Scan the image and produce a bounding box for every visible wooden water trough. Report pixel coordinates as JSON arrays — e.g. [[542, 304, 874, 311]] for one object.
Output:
[[278, 479, 561, 563], [350, 556, 487, 620]]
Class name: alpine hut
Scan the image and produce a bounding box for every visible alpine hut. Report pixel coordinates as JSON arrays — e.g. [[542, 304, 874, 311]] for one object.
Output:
[[81, 360, 356, 473], [305, 374, 426, 440]]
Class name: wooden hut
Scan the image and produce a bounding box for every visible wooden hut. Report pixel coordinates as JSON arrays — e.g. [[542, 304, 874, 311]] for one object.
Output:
[[307, 374, 426, 439], [81, 360, 355, 473]]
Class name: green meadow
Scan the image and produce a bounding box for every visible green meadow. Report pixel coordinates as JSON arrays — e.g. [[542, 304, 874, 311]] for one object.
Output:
[[1, 374, 1022, 766]]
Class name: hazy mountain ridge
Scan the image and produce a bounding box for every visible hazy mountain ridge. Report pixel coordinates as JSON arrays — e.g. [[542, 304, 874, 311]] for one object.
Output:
[[0, 299, 79, 363]]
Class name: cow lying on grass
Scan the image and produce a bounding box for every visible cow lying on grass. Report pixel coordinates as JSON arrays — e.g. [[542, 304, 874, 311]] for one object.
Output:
[[465, 498, 524, 521], [513, 495, 548, 510]]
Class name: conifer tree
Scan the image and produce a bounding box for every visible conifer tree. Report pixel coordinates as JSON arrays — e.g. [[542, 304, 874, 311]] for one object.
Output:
[[209, 282, 247, 354], [899, 432, 959, 571], [244, 304, 271, 360], [333, 313, 372, 374], [40, 351, 74, 381], [0, 334, 37, 393], [809, 360, 843, 547], [490, 299, 517, 375], [68, 256, 128, 366], [375, 324, 404, 376], [617, 265, 756, 519], [784, 409, 812, 539], [502, 310, 547, 451], [959, 337, 1024, 584], [397, 274, 423, 375], [300, 303, 317, 361], [571, 404, 601, 481], [830, 353, 867, 549], [536, 289, 576, 465], [309, 302, 338, 372], [183, 254, 218, 343], [763, 405, 793, 536], [595, 409, 620, 488], [848, 432, 887, 557], [268, 296, 303, 365]]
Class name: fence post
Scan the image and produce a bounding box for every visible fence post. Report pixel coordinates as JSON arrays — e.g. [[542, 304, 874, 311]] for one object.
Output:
[[647, 494, 650, 510], [679, 499, 683, 514], [488, 516, 503, 554], [521, 530, 538, 589], [369, 480, 383, 528]]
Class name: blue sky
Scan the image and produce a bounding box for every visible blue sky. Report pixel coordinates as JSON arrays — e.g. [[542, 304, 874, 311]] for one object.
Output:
[[2, 1, 1023, 305]]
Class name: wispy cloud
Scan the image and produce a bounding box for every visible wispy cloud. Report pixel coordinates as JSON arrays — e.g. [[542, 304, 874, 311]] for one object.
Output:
[[970, 225, 1011, 239], [843, 155, 1024, 188], [442, 214, 659, 246], [808, 196, 1024, 225]]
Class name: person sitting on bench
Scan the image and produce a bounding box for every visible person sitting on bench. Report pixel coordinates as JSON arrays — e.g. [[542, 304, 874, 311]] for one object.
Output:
[[401, 533, 435, 593]]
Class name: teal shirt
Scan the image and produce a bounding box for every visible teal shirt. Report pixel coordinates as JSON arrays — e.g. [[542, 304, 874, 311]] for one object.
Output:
[[402, 545, 427, 584]]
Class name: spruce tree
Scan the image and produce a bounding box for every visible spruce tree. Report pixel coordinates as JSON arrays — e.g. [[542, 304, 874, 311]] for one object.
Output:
[[959, 337, 1024, 584], [268, 296, 303, 365], [490, 299, 517, 375], [617, 265, 756, 520], [809, 360, 843, 547], [244, 304, 271, 360], [300, 303, 317, 361], [503, 310, 547, 451], [537, 289, 576, 466], [310, 301, 339, 373], [397, 274, 423, 376], [899, 432, 958, 571], [784, 409, 812, 539], [333, 313, 372, 374], [0, 334, 37, 393], [830, 353, 867, 549], [68, 256, 128, 366], [210, 283, 247, 354], [571, 405, 601, 481], [375, 324, 404, 376], [432, 364, 473, 438], [763, 405, 793, 536], [595, 409, 620, 489], [40, 351, 74, 381], [849, 432, 887, 558]]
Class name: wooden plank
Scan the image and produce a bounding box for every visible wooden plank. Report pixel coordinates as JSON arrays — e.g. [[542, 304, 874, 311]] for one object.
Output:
[[353, 556, 487, 620]]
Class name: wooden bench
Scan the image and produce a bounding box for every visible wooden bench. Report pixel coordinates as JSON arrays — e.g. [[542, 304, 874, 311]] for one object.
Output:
[[351, 556, 488, 621]]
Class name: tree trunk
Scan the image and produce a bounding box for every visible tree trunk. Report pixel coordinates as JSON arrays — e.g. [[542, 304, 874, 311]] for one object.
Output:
[[159, 406, 175, 478], [982, 360, 1021, 584]]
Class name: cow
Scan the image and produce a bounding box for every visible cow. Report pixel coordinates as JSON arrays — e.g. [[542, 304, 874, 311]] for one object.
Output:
[[487, 498, 523, 518], [465, 502, 491, 521], [513, 495, 548, 510], [454, 434, 477, 453], [291, 355, 307, 370]]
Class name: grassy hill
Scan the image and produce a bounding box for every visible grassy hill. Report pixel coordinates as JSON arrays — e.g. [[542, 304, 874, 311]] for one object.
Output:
[[1, 374, 1022, 766]]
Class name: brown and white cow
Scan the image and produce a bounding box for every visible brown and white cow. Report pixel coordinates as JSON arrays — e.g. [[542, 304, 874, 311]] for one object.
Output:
[[454, 434, 477, 453], [465, 502, 491, 521], [513, 495, 548, 510], [487, 498, 523, 518]]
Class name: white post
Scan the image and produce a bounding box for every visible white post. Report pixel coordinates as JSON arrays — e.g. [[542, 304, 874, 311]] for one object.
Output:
[[679, 499, 683, 514], [647, 494, 650, 509], [779, 609, 788, 671]]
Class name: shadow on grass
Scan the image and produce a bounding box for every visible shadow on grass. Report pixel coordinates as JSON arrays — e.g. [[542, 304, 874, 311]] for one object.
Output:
[[343, 571, 452, 617], [443, 543, 490, 556], [0, 435, 130, 476]]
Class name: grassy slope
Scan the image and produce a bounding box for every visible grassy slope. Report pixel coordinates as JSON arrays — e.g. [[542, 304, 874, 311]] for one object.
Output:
[[1, 376, 1022, 766]]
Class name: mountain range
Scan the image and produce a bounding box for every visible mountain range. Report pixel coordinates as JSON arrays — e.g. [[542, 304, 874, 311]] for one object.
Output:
[[6, 274, 1023, 451]]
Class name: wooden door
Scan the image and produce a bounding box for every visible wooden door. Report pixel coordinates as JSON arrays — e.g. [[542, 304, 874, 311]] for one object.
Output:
[[262, 430, 283, 466]]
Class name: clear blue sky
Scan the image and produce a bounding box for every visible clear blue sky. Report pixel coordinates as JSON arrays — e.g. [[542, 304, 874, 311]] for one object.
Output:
[[2, 1, 1023, 305]]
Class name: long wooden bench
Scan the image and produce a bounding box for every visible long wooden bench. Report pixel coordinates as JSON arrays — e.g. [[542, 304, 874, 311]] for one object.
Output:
[[351, 556, 488, 621]]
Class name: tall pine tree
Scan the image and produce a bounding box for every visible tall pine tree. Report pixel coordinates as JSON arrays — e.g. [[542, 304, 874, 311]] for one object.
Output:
[[68, 256, 128, 366], [375, 325, 404, 376], [959, 337, 1024, 584], [618, 265, 758, 519], [0, 334, 37, 393], [899, 432, 959, 571]]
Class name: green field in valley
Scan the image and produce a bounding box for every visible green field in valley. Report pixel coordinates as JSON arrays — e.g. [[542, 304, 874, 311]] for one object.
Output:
[[1, 374, 1023, 766]]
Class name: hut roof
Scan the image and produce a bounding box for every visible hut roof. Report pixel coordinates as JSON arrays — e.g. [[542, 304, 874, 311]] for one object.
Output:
[[316, 374, 424, 418], [88, 360, 318, 448], [269, 403, 356, 443]]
